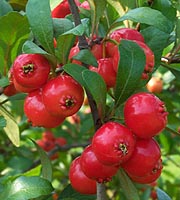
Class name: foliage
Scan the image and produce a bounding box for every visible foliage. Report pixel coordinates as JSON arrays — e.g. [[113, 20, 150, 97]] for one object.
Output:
[[0, 0, 180, 200]]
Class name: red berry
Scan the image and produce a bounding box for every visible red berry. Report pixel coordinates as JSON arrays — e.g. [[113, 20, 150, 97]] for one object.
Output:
[[52, 0, 80, 18], [3, 83, 18, 96], [135, 41, 155, 79], [124, 92, 168, 138], [80, 145, 119, 183], [24, 89, 65, 128], [12, 54, 50, 92], [146, 77, 163, 93], [96, 58, 117, 88], [42, 131, 55, 142], [69, 157, 97, 194], [92, 122, 135, 166], [42, 75, 84, 118], [121, 138, 162, 177], [55, 137, 67, 146]]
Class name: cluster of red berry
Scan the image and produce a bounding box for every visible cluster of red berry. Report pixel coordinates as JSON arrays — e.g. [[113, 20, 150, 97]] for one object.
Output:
[[6, 54, 84, 128], [69, 92, 168, 194], [36, 131, 67, 160]]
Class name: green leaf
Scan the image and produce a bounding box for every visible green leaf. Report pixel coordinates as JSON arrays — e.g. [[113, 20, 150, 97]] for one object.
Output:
[[114, 40, 146, 107], [0, 0, 13, 16], [0, 176, 54, 200], [26, 0, 54, 54], [113, 7, 174, 34], [0, 116, 6, 130], [53, 18, 74, 38], [56, 34, 76, 64], [162, 63, 180, 78], [73, 49, 98, 67], [82, 70, 107, 119], [58, 184, 96, 200], [0, 76, 9, 87], [157, 188, 171, 200], [22, 40, 50, 55], [31, 140, 53, 182], [141, 26, 171, 69], [62, 24, 85, 36], [0, 12, 30, 75], [0, 105, 20, 147], [152, 0, 176, 22], [119, 169, 140, 200], [63, 63, 87, 86], [87, 0, 107, 34]]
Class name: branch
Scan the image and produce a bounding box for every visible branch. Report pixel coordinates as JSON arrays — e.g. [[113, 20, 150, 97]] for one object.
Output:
[[67, 1, 107, 199]]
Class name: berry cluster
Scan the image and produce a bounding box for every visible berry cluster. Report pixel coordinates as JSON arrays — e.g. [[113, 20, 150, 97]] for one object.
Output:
[[36, 131, 67, 160], [69, 27, 154, 89], [69, 92, 168, 194], [6, 53, 84, 128]]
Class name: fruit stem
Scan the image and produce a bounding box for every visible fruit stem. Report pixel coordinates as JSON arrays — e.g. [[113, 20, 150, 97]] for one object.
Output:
[[97, 183, 108, 200]]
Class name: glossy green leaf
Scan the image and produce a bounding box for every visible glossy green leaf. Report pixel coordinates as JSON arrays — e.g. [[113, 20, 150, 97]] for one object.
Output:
[[82, 70, 107, 119], [22, 40, 50, 55], [73, 49, 98, 67], [0, 105, 20, 147], [157, 188, 171, 200], [26, 0, 54, 54], [152, 0, 176, 22], [114, 40, 146, 107], [0, 176, 54, 200], [58, 184, 96, 200], [55, 34, 76, 64], [0, 12, 30, 75], [141, 26, 170, 69], [31, 140, 53, 182], [113, 7, 174, 34], [63, 63, 87, 86], [119, 169, 140, 200], [0, 0, 13, 16], [87, 0, 107, 34], [62, 24, 85, 36], [53, 18, 74, 38]]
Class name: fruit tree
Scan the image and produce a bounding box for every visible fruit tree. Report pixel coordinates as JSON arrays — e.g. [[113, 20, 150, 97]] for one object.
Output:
[[0, 0, 180, 200]]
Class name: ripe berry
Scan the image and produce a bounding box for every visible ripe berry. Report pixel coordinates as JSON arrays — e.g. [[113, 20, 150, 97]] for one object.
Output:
[[135, 41, 155, 79], [42, 75, 84, 118], [12, 54, 51, 92], [92, 121, 135, 166], [124, 92, 168, 138], [121, 138, 162, 177], [80, 145, 119, 183], [146, 76, 163, 93], [69, 156, 97, 194], [24, 89, 65, 128]]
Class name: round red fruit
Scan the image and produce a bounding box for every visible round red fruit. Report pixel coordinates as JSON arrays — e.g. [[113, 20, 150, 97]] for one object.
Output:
[[121, 138, 162, 177], [69, 156, 97, 194], [146, 76, 163, 93], [42, 75, 84, 118], [80, 145, 119, 183], [124, 92, 168, 138], [97, 57, 117, 88], [12, 54, 50, 91], [92, 121, 136, 166], [24, 89, 65, 128]]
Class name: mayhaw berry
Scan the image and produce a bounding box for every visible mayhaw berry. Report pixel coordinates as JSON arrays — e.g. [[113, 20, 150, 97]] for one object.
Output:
[[51, 0, 80, 18], [128, 158, 162, 184], [124, 92, 168, 139], [55, 137, 67, 146], [79, 1, 90, 10], [80, 145, 119, 183], [12, 54, 50, 92], [24, 89, 65, 128], [146, 76, 163, 93], [42, 75, 84, 118], [92, 121, 136, 166], [135, 41, 155, 79], [69, 156, 97, 194], [106, 28, 145, 58], [3, 83, 18, 96], [121, 138, 162, 177], [90, 57, 117, 88], [42, 131, 56, 142]]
